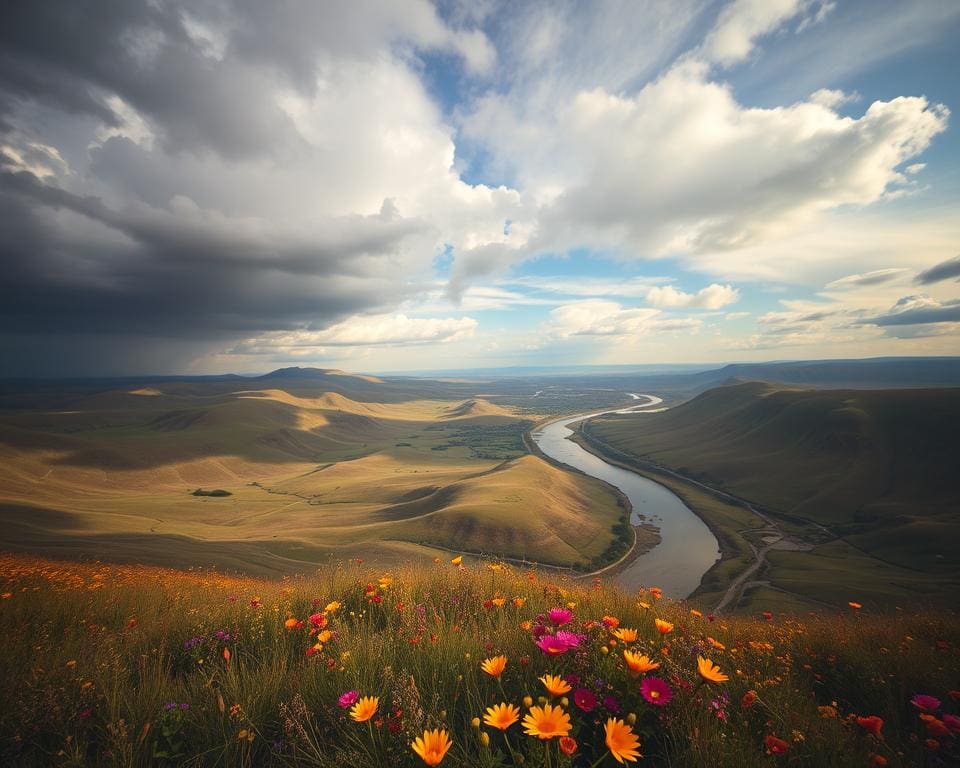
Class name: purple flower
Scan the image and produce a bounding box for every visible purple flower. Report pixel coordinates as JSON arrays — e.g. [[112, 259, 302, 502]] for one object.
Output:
[[532, 623, 548, 638], [573, 688, 597, 712], [180, 703, 190, 711], [164, 702, 177, 712], [548, 607, 573, 626], [910, 694, 941, 713], [565, 673, 581, 688], [603, 695, 621, 713], [338, 690, 360, 709], [640, 677, 673, 706]]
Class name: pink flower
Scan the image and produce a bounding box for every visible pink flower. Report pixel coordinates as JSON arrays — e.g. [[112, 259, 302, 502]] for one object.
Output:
[[548, 608, 573, 626], [640, 677, 673, 707], [573, 688, 597, 712], [942, 714, 960, 734], [536, 634, 571, 655], [555, 630, 584, 649], [338, 690, 359, 709], [911, 695, 941, 713]]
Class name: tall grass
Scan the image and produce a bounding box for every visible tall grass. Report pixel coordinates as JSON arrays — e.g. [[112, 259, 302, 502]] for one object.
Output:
[[1, 553, 957, 766]]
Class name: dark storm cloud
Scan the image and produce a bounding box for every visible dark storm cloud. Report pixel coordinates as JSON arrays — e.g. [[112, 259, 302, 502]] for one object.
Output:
[[0, 0, 472, 375], [915, 254, 960, 285]]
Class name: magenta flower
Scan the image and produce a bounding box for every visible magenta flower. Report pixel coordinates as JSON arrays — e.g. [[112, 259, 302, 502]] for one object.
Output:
[[910, 694, 941, 713], [640, 677, 673, 706], [573, 688, 597, 712], [548, 607, 573, 626], [603, 695, 621, 713], [536, 634, 571, 655], [554, 630, 583, 648], [943, 713, 960, 734], [337, 690, 359, 709]]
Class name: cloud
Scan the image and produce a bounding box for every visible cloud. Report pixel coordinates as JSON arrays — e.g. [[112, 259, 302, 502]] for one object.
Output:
[[868, 295, 960, 327], [646, 283, 739, 309], [230, 314, 477, 354], [544, 300, 700, 340], [915, 255, 960, 285], [700, 0, 830, 67], [824, 268, 910, 290]]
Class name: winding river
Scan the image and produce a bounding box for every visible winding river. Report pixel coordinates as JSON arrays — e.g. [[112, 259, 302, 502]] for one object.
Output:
[[531, 395, 720, 598]]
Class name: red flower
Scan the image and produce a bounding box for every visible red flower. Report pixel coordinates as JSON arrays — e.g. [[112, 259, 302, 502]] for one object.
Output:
[[558, 736, 577, 756], [856, 716, 884, 737], [762, 611, 773, 621], [573, 689, 597, 712], [764, 735, 789, 755]]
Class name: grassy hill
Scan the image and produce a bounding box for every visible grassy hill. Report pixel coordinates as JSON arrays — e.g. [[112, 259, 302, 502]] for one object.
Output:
[[0, 381, 625, 574], [580, 383, 960, 608], [1, 553, 957, 767]]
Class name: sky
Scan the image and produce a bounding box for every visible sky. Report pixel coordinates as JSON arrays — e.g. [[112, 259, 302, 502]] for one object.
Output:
[[1, 0, 959, 377]]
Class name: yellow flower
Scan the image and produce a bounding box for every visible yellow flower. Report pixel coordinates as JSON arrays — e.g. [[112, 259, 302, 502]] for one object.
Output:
[[451, 556, 462, 566], [623, 650, 660, 675], [378, 577, 392, 590], [612, 627, 638, 643], [522, 704, 572, 740], [481, 655, 507, 679], [697, 655, 729, 684], [654, 619, 673, 635], [350, 695, 379, 722], [324, 601, 342, 613], [483, 702, 520, 730], [512, 597, 526, 608], [491, 597, 506, 607], [411, 728, 452, 766], [638, 601, 651, 610], [706, 636, 726, 651], [317, 630, 332, 643], [604, 717, 642, 763], [690, 609, 703, 618], [539, 674, 572, 697]]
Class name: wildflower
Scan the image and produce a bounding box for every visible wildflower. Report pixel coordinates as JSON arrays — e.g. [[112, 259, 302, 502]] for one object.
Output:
[[309, 612, 327, 629], [559, 736, 577, 756], [697, 656, 728, 684], [868, 754, 887, 766], [483, 702, 520, 731], [649, 587, 662, 600], [604, 717, 642, 763], [0, 593, 11, 600], [522, 704, 572, 739], [654, 619, 673, 635], [640, 677, 672, 706], [742, 691, 758, 708], [604, 695, 621, 713], [856, 715, 883, 737], [602, 615, 620, 628], [613, 627, 638, 642], [548, 607, 573, 626], [690, 609, 703, 618], [622, 650, 660, 675], [638, 601, 651, 610], [411, 728, 452, 766], [910, 694, 941, 713], [848, 602, 862, 610], [706, 636, 726, 651], [481, 655, 507, 679], [451, 556, 462, 566], [491, 597, 506, 607], [762, 611, 773, 621], [924, 738, 939, 750], [536, 635, 572, 655], [338, 690, 359, 709], [324, 601, 342, 613], [943, 713, 960, 733], [540, 674, 572, 697], [66, 660, 77, 669], [284, 618, 299, 630], [350, 696, 379, 723], [512, 597, 525, 608], [764, 735, 789, 755], [573, 688, 597, 712]]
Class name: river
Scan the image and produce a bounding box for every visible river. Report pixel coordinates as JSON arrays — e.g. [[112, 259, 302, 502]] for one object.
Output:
[[530, 395, 720, 598]]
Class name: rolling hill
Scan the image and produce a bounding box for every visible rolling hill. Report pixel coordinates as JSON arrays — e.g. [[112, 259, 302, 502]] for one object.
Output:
[[585, 382, 960, 575]]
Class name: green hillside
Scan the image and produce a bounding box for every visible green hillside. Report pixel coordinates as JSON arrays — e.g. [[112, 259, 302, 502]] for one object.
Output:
[[584, 382, 960, 585]]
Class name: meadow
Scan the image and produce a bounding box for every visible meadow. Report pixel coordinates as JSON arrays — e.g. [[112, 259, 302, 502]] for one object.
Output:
[[0, 382, 626, 574], [1, 552, 958, 767]]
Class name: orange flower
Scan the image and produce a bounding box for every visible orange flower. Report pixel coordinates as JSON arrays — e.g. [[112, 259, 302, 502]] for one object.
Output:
[[612, 627, 638, 643], [411, 728, 452, 766], [690, 609, 703, 618], [284, 618, 299, 630], [696, 655, 728, 683], [654, 619, 673, 635], [848, 602, 862, 610], [559, 736, 577, 756], [869, 753, 888, 766], [522, 704, 572, 740], [451, 556, 462, 566], [512, 597, 526, 608], [539, 674, 572, 697], [649, 587, 663, 599], [481, 655, 507, 679], [483, 702, 520, 731], [742, 690, 757, 708], [602, 615, 620, 628], [604, 717, 642, 763], [350, 695, 379, 723], [491, 597, 506, 607], [623, 650, 660, 675], [856, 715, 883, 737]]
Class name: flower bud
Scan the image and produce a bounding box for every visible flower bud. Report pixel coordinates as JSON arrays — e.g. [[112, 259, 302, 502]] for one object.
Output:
[[627, 713, 637, 725], [523, 696, 533, 707], [471, 717, 481, 729], [480, 732, 490, 748]]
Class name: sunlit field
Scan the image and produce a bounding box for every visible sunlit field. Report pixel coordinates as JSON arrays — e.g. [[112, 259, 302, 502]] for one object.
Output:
[[1, 553, 957, 767]]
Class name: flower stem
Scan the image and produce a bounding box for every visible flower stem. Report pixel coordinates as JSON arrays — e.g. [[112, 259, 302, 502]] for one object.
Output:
[[589, 749, 611, 768]]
